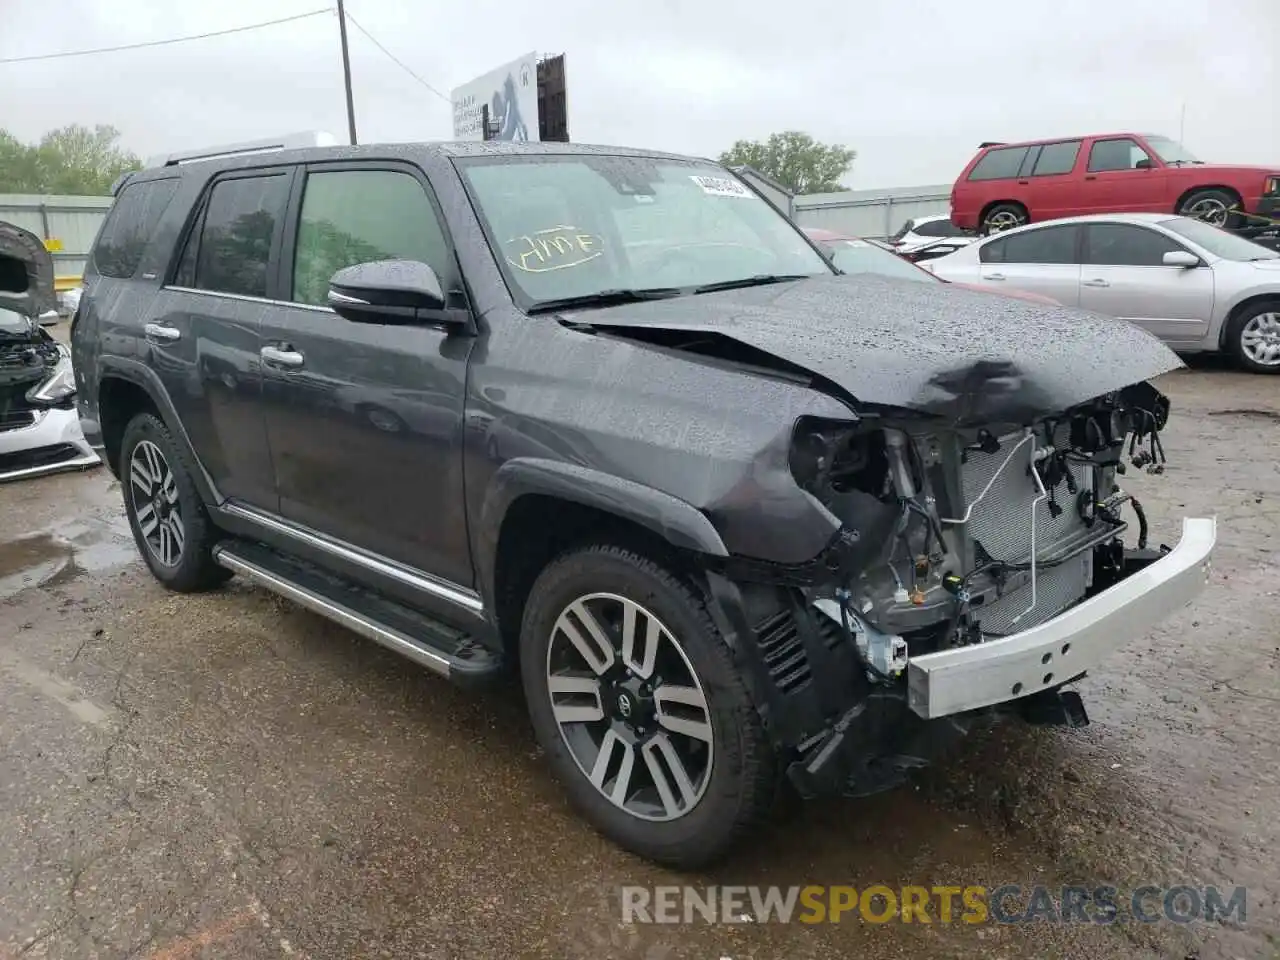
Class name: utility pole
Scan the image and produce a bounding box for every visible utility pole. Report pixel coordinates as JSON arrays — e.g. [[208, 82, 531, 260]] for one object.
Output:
[[336, 0, 358, 145]]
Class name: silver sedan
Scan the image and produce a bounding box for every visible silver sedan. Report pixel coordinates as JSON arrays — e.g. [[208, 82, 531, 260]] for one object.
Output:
[[923, 213, 1280, 373]]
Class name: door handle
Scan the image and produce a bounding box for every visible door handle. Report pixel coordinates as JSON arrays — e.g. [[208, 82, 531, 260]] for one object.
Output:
[[983, 272, 1007, 281], [1084, 175, 1098, 181], [1017, 179, 1029, 185], [143, 322, 181, 344], [261, 345, 305, 369], [1082, 278, 1110, 288]]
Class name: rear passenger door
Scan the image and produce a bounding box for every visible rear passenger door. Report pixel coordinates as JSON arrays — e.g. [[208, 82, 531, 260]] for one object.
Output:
[[976, 224, 1082, 305], [1022, 140, 1084, 221], [259, 161, 476, 587], [151, 167, 294, 509]]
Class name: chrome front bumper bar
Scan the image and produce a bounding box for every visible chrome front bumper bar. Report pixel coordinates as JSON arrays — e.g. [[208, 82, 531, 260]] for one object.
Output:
[[0, 406, 101, 482], [906, 517, 1217, 719]]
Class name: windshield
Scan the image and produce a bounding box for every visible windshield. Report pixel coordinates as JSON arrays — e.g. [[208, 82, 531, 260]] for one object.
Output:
[[459, 155, 832, 308], [1144, 136, 1200, 165], [824, 238, 939, 283], [1162, 217, 1280, 261]]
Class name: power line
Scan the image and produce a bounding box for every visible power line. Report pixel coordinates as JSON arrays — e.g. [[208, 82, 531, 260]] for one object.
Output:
[[0, 9, 333, 65], [344, 12, 451, 103]]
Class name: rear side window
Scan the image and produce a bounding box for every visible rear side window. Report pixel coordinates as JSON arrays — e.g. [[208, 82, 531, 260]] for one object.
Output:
[[967, 147, 1030, 182], [291, 169, 450, 306], [1083, 224, 1183, 266], [92, 179, 179, 279], [176, 174, 290, 298], [914, 218, 966, 238], [979, 225, 1078, 264], [1032, 141, 1082, 176]]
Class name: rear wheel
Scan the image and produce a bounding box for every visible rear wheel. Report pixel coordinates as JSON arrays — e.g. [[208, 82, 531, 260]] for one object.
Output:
[[120, 412, 230, 591], [981, 203, 1027, 235], [1227, 301, 1280, 374], [519, 544, 776, 868], [1177, 189, 1239, 228]]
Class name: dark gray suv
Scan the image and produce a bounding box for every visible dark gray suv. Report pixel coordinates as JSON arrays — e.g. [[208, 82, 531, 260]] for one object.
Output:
[[73, 135, 1215, 867]]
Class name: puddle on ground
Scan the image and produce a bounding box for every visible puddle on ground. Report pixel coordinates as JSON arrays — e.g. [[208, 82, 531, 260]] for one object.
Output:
[[0, 515, 137, 601]]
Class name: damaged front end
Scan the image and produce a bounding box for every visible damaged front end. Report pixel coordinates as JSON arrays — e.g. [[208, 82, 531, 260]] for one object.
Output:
[[712, 380, 1215, 800]]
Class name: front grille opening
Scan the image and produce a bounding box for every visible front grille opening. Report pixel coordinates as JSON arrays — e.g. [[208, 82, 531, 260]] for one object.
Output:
[[0, 409, 37, 432], [0, 443, 80, 474]]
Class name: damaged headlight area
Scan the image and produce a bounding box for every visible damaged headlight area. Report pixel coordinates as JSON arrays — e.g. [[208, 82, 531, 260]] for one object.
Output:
[[25, 342, 76, 407], [738, 380, 1180, 798]]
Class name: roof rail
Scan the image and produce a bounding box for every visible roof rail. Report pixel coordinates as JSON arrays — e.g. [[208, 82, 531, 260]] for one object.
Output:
[[978, 141, 1007, 149], [146, 131, 340, 168]]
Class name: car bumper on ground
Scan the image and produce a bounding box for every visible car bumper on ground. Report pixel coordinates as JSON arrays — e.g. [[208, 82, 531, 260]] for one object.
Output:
[[0, 405, 101, 482], [906, 516, 1216, 720]]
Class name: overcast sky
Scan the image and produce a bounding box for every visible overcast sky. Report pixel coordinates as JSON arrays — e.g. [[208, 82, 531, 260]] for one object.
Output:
[[2, 0, 1277, 190]]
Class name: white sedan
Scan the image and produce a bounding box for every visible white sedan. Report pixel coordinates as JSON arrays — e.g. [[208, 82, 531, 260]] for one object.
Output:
[[923, 213, 1280, 373]]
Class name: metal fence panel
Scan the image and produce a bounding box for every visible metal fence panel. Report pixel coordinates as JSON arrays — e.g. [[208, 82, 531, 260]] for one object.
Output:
[[0, 194, 113, 287], [793, 184, 951, 239]]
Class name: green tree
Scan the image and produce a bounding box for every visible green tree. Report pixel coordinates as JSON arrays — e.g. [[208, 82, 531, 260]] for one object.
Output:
[[719, 131, 856, 195], [0, 124, 142, 195]]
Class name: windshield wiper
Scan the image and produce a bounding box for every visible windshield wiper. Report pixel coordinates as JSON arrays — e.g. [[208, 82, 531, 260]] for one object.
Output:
[[691, 274, 812, 295], [526, 287, 684, 314]]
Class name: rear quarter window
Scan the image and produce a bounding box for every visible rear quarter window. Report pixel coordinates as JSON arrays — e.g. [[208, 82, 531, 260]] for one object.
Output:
[[92, 179, 179, 279], [966, 147, 1030, 182]]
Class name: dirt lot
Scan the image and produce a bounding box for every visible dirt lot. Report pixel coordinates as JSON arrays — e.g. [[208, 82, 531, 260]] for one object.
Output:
[[0, 361, 1276, 960]]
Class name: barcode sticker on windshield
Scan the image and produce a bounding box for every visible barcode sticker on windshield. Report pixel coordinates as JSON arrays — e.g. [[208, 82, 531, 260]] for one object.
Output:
[[690, 175, 755, 199]]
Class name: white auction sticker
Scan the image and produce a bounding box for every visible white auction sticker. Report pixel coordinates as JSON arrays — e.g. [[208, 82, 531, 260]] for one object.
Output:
[[690, 175, 756, 198]]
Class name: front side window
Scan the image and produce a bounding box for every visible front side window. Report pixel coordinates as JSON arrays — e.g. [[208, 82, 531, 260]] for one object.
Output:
[[1087, 138, 1153, 173], [979, 225, 1078, 264], [93, 178, 179, 279], [1161, 217, 1279, 261], [459, 156, 830, 307], [967, 147, 1030, 182], [1084, 224, 1184, 266], [292, 169, 450, 306], [181, 174, 290, 298]]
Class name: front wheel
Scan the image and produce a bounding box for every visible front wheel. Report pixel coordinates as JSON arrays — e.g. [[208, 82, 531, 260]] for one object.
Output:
[[1177, 189, 1239, 228], [120, 412, 231, 591], [1227, 302, 1280, 374], [519, 545, 777, 868]]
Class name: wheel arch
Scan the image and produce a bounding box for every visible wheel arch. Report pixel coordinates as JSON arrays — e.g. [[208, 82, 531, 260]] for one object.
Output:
[[477, 458, 729, 656], [1175, 184, 1242, 217], [97, 357, 220, 504]]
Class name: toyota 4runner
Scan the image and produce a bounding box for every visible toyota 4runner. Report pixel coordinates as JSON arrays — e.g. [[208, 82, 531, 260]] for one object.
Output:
[[73, 134, 1216, 868]]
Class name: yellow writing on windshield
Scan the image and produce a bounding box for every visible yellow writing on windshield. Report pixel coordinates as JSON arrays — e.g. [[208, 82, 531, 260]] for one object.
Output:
[[506, 226, 603, 273]]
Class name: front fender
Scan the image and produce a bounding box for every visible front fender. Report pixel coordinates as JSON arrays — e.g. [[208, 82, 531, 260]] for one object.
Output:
[[475, 457, 729, 604]]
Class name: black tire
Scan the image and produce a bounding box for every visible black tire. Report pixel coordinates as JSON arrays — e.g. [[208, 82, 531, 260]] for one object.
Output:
[[1225, 300, 1280, 374], [980, 202, 1028, 235], [119, 411, 231, 591], [1177, 188, 1240, 229], [519, 545, 777, 869]]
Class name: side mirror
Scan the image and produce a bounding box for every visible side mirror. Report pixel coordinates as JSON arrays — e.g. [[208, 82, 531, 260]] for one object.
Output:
[[38, 309, 60, 326], [327, 259, 456, 325], [1135, 158, 1154, 170], [1162, 250, 1200, 268]]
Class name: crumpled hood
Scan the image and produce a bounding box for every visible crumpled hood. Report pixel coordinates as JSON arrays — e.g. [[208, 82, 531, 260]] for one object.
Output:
[[568, 273, 1182, 425], [0, 220, 57, 318]]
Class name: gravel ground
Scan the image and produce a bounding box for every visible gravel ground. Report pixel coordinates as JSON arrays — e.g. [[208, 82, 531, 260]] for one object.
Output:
[[0, 361, 1276, 960]]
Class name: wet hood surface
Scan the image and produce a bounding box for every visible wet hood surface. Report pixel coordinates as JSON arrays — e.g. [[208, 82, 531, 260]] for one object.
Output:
[[0, 220, 56, 318], [569, 273, 1182, 425]]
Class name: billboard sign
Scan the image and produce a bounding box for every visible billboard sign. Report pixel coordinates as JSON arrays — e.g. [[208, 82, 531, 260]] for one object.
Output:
[[451, 53, 540, 141]]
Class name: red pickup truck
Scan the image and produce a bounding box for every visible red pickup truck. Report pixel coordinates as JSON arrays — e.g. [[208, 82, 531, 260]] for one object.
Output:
[[951, 132, 1280, 236]]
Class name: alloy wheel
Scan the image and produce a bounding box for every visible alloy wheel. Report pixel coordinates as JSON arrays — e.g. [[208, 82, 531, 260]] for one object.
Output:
[[985, 210, 1024, 233], [1240, 311, 1280, 367], [1185, 197, 1229, 226], [129, 439, 185, 567], [545, 592, 714, 822]]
